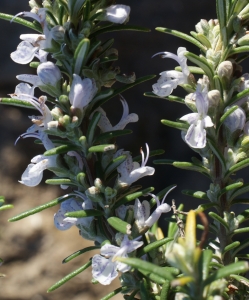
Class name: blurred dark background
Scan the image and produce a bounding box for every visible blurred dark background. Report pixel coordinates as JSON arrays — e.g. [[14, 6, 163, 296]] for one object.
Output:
[[0, 1, 216, 299]]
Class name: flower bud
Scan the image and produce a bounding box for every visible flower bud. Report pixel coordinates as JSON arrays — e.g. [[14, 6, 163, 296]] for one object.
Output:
[[94, 178, 105, 192], [207, 89, 220, 108], [217, 61, 233, 80], [223, 106, 246, 133], [37, 61, 62, 86]]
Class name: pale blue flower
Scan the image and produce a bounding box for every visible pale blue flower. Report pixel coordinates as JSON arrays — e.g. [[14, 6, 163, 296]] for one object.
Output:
[[96, 96, 138, 132], [223, 106, 246, 133], [17, 131, 56, 186], [92, 235, 143, 285], [69, 74, 98, 110], [180, 85, 214, 148], [152, 47, 189, 97], [134, 186, 175, 229], [54, 193, 93, 230], [115, 144, 155, 187]]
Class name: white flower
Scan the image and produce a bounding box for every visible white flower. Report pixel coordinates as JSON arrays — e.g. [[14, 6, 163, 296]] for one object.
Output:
[[11, 9, 54, 64], [54, 193, 93, 230], [152, 47, 190, 97], [69, 74, 98, 110], [180, 85, 214, 148], [17, 131, 56, 187], [10, 90, 53, 131], [10, 40, 47, 64], [92, 235, 143, 285], [115, 144, 155, 187], [96, 96, 138, 132], [98, 5, 130, 24], [16, 61, 62, 90], [134, 187, 174, 229]]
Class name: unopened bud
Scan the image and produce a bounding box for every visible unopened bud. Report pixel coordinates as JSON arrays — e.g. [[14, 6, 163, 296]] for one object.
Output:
[[207, 89, 220, 108], [37, 61, 62, 86], [97, 5, 130, 24], [224, 106, 246, 133], [217, 61, 233, 80], [85, 187, 104, 203], [94, 178, 105, 192]]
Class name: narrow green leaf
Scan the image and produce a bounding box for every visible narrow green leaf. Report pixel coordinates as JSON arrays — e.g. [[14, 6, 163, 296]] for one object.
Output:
[[161, 119, 189, 130], [90, 25, 150, 38], [104, 155, 127, 179], [116, 257, 174, 281], [230, 184, 249, 203], [140, 278, 150, 300], [197, 202, 219, 211], [0, 98, 34, 109], [65, 209, 104, 218], [182, 190, 208, 200], [227, 88, 249, 106], [204, 261, 249, 286], [92, 75, 156, 110], [196, 33, 212, 48], [232, 238, 249, 257], [73, 38, 90, 75], [47, 260, 92, 292], [113, 187, 154, 209], [94, 130, 132, 143], [63, 246, 100, 263], [160, 280, 170, 300], [0, 13, 42, 32], [144, 92, 185, 104], [209, 212, 229, 230], [45, 179, 73, 185], [225, 158, 249, 179], [107, 217, 131, 234], [216, 0, 227, 45], [200, 250, 213, 281], [0, 204, 14, 211], [229, 46, 249, 55], [185, 52, 214, 80], [176, 65, 205, 74], [233, 227, 249, 234], [101, 287, 125, 300], [86, 40, 101, 62], [218, 181, 243, 198], [86, 111, 101, 146], [8, 195, 71, 222], [88, 144, 115, 152], [213, 75, 223, 95], [89, 89, 114, 109], [237, 209, 249, 223], [153, 159, 175, 165], [138, 238, 173, 256], [173, 161, 210, 175], [231, 198, 249, 205], [44, 144, 79, 156], [156, 27, 206, 52], [222, 241, 240, 255]]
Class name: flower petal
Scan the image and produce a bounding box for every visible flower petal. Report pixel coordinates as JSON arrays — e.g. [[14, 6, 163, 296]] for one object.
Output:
[[92, 255, 118, 285]]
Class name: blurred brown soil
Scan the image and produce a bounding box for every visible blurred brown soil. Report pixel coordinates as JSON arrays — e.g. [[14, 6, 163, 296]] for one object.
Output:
[[0, 106, 123, 300]]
